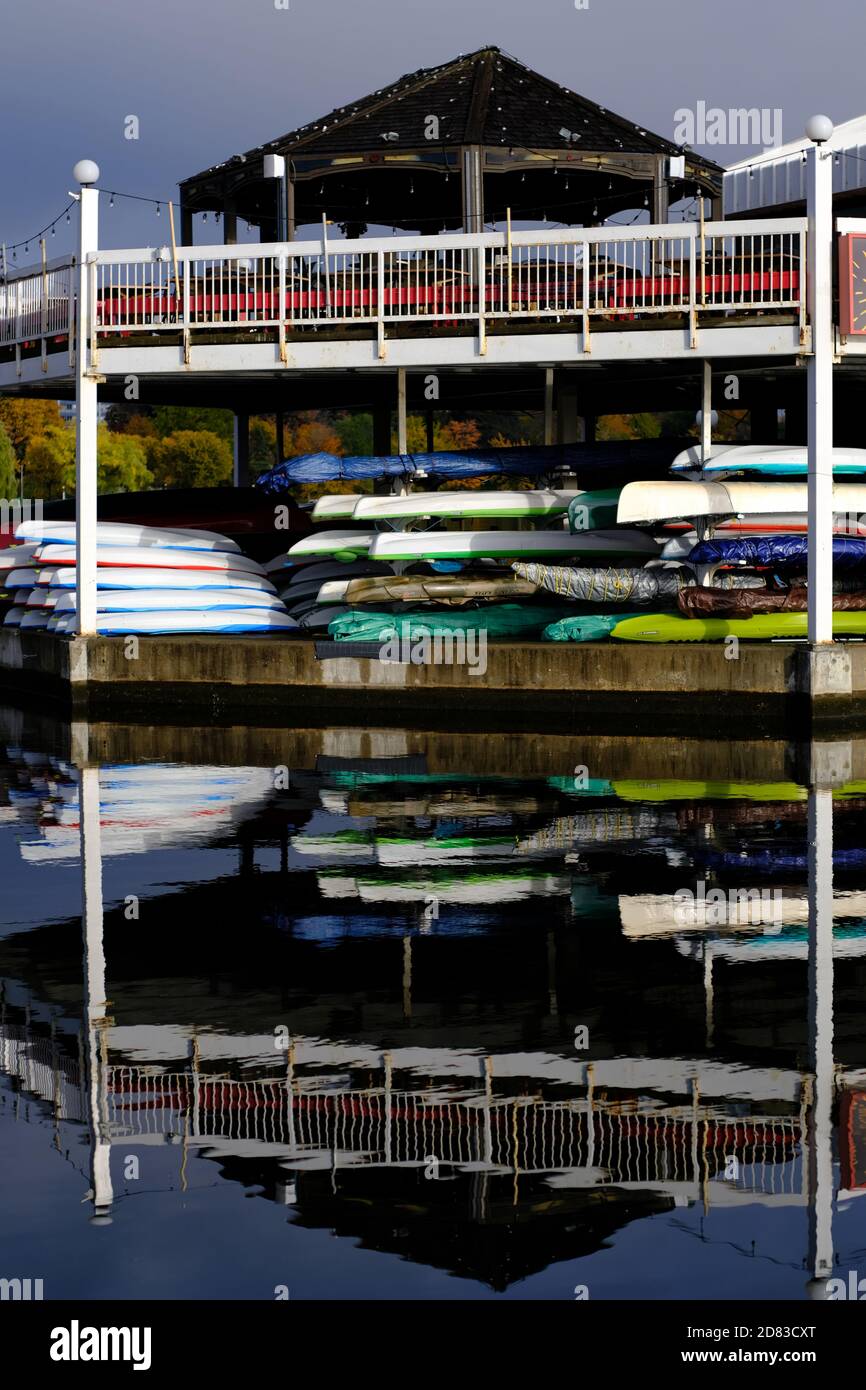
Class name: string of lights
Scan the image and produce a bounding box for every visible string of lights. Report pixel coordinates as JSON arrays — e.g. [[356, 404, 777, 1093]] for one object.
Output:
[[1, 199, 77, 265]]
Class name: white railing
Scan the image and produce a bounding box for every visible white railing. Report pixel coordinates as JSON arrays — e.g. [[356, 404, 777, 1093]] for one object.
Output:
[[0, 219, 807, 358]]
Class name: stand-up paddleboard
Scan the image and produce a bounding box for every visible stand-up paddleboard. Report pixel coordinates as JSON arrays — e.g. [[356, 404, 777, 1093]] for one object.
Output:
[[52, 588, 287, 614], [288, 530, 377, 560], [316, 572, 540, 605], [295, 605, 351, 630], [670, 444, 866, 477], [369, 529, 661, 563], [612, 612, 866, 641], [310, 494, 366, 522], [352, 490, 581, 522], [40, 566, 278, 593], [48, 609, 299, 636], [34, 543, 266, 575], [618, 480, 866, 524], [16, 519, 242, 552], [271, 557, 392, 585]]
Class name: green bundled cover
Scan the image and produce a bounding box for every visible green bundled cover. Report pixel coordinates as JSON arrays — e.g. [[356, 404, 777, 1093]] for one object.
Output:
[[543, 611, 644, 642], [328, 604, 571, 642], [567, 489, 621, 532]]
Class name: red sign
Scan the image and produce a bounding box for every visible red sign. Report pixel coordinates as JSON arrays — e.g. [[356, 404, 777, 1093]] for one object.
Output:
[[839, 234, 866, 336]]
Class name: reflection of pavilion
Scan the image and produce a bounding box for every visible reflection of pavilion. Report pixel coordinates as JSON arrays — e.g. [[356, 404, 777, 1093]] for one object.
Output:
[[0, 728, 861, 1292]]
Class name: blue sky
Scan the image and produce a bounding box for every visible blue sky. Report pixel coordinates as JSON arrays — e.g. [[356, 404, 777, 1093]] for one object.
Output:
[[1, 0, 862, 257]]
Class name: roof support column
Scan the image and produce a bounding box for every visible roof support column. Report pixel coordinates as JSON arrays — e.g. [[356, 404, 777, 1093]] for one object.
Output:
[[543, 367, 555, 447], [223, 198, 238, 247], [805, 138, 834, 646], [462, 147, 485, 234], [233, 412, 250, 487], [652, 155, 669, 224]]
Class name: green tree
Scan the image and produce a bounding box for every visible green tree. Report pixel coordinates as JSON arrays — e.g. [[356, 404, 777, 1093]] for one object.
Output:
[[97, 428, 153, 493], [150, 429, 233, 488], [23, 425, 75, 499], [0, 422, 16, 500], [151, 406, 234, 444]]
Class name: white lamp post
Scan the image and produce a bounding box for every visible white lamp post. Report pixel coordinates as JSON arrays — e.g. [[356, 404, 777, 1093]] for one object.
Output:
[[804, 118, 834, 646], [73, 159, 99, 637]]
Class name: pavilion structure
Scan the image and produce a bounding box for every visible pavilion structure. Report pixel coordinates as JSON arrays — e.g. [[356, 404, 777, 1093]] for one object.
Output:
[[178, 46, 723, 243]]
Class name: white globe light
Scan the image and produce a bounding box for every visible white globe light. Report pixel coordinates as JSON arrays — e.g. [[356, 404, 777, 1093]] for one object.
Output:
[[805, 115, 834, 145], [695, 409, 719, 428], [72, 159, 100, 186]]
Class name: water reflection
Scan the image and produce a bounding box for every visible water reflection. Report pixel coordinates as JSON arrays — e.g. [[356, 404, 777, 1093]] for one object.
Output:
[[1, 710, 865, 1298]]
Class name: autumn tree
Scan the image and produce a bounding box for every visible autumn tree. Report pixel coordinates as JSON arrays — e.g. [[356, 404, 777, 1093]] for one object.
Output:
[[0, 422, 16, 500], [0, 399, 63, 460], [150, 429, 233, 488]]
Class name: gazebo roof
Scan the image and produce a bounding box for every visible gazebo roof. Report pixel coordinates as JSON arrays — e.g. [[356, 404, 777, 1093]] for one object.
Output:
[[181, 46, 721, 196]]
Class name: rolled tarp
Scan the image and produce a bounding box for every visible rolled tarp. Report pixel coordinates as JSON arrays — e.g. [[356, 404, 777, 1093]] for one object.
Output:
[[678, 586, 866, 618], [688, 535, 866, 572], [512, 563, 765, 604], [327, 604, 573, 643], [254, 440, 695, 494]]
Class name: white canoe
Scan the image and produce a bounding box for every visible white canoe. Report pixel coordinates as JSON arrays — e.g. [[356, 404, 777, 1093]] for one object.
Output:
[[353, 490, 580, 522], [47, 609, 298, 636], [16, 519, 241, 552], [35, 543, 265, 574], [288, 530, 377, 558], [40, 566, 278, 593], [52, 588, 287, 613], [670, 444, 866, 476], [368, 529, 661, 562], [618, 480, 866, 524], [310, 494, 365, 522]]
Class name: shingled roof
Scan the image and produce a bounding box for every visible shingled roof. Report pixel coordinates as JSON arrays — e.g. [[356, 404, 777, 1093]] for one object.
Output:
[[182, 46, 717, 184]]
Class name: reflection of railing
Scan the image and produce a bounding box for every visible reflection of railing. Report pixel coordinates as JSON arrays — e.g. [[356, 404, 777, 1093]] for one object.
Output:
[[0, 219, 807, 359], [0, 1027, 802, 1202]]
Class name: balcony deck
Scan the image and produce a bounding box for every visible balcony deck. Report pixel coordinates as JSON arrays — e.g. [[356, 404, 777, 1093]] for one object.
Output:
[[0, 218, 810, 389]]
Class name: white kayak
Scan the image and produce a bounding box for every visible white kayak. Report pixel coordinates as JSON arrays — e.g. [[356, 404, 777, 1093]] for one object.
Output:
[[3, 607, 26, 626], [288, 530, 377, 559], [52, 588, 287, 613], [368, 529, 661, 563], [40, 566, 278, 593], [34, 543, 266, 574], [670, 444, 866, 477], [16, 519, 241, 552], [4, 569, 39, 589], [618, 480, 866, 524], [47, 609, 299, 636], [310, 494, 366, 522], [353, 490, 580, 522]]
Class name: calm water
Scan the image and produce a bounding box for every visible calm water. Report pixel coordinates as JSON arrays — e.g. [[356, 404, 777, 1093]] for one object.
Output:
[[1, 706, 864, 1301]]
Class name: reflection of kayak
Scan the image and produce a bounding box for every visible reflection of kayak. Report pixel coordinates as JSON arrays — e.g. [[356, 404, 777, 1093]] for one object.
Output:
[[612, 612, 866, 641], [620, 891, 866, 936]]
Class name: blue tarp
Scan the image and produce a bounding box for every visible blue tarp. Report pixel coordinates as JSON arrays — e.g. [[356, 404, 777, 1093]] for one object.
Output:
[[689, 536, 866, 572], [254, 440, 694, 493]]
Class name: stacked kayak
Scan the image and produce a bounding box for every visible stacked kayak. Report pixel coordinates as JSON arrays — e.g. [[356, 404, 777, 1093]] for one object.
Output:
[[4, 520, 297, 636]]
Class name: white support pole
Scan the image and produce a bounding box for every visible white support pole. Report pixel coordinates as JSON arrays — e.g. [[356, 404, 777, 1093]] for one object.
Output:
[[73, 161, 100, 637], [805, 124, 835, 646]]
